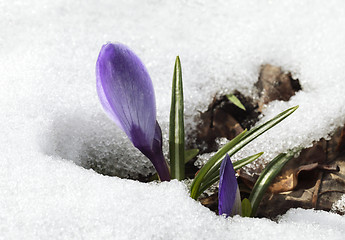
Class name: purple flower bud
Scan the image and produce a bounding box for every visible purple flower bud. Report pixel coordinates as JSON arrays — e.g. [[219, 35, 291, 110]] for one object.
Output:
[[218, 154, 241, 216], [96, 43, 170, 181]]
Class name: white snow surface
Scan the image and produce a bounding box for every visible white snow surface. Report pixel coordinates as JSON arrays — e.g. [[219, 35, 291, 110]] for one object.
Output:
[[1, 0, 345, 239]]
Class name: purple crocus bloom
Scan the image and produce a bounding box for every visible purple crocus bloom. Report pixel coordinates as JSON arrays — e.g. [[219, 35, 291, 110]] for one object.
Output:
[[96, 43, 170, 181], [218, 154, 242, 216]]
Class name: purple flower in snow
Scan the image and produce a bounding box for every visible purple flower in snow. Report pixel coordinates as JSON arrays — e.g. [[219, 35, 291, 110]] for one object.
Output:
[[96, 43, 170, 181], [218, 154, 241, 216]]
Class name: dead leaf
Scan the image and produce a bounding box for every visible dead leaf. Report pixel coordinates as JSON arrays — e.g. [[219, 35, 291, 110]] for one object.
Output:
[[256, 64, 301, 111], [196, 93, 258, 153], [256, 126, 345, 218], [268, 143, 326, 193]]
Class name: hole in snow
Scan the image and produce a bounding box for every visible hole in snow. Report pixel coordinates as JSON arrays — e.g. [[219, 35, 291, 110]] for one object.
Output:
[[195, 64, 302, 154], [39, 112, 155, 180]]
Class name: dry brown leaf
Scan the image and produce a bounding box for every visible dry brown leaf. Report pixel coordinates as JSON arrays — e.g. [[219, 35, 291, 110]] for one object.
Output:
[[268, 143, 326, 193], [256, 126, 345, 218], [256, 64, 301, 111]]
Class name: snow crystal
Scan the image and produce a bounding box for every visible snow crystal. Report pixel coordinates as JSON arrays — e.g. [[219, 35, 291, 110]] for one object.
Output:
[[2, 0, 345, 239], [332, 195, 345, 214]]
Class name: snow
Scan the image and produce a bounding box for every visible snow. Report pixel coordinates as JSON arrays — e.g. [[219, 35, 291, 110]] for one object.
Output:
[[332, 195, 345, 214], [1, 0, 345, 239]]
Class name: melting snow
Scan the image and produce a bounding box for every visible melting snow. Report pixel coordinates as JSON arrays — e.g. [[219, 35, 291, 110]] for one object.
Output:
[[1, 0, 345, 239]]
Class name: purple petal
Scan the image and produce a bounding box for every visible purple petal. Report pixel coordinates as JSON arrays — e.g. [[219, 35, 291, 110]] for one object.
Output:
[[96, 43, 170, 181], [139, 122, 170, 181], [218, 154, 241, 217], [231, 185, 242, 216], [96, 43, 156, 149]]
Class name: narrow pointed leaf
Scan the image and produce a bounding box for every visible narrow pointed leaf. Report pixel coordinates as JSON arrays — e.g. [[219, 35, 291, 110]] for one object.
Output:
[[249, 150, 296, 217], [226, 94, 246, 111], [204, 106, 298, 184], [169, 56, 185, 180], [190, 106, 298, 199], [241, 198, 252, 217], [233, 152, 264, 170], [185, 149, 199, 163]]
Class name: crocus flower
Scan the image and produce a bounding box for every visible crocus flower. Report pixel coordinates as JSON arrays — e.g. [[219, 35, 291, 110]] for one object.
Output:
[[96, 42, 170, 181], [218, 154, 242, 216]]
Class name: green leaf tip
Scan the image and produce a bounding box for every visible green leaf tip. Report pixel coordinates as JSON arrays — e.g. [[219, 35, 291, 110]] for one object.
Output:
[[241, 198, 252, 217], [185, 149, 199, 163], [233, 152, 264, 170], [226, 94, 246, 111]]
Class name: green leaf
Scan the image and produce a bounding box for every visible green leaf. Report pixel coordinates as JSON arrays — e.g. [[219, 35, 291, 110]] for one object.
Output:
[[185, 149, 199, 163], [204, 106, 298, 182], [190, 105, 298, 199], [169, 56, 185, 180], [248, 150, 296, 217], [196, 152, 263, 197], [241, 198, 252, 217], [226, 94, 246, 111], [190, 130, 247, 199], [233, 152, 264, 170]]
